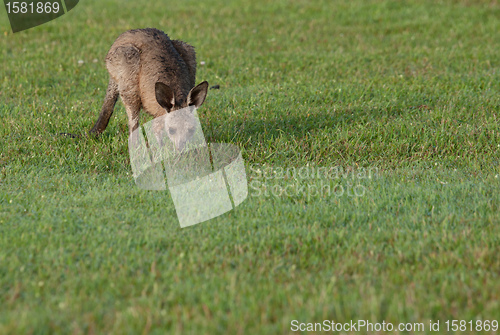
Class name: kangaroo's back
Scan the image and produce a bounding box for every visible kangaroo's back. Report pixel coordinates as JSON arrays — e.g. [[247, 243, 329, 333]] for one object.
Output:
[[107, 28, 196, 115]]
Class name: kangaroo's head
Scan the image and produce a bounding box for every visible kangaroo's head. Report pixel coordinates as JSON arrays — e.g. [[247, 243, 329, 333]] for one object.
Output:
[[155, 81, 208, 152]]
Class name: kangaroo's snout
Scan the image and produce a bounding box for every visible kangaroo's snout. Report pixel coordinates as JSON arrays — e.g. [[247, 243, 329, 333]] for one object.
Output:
[[162, 107, 199, 153]]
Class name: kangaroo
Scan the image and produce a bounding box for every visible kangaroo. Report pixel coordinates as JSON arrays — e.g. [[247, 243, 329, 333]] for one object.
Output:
[[89, 28, 208, 151]]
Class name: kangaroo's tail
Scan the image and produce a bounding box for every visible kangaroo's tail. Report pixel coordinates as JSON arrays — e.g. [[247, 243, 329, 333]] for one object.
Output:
[[89, 79, 119, 136]]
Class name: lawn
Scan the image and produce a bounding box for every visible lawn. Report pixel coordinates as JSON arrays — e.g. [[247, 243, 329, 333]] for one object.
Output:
[[1, 0, 499, 334]]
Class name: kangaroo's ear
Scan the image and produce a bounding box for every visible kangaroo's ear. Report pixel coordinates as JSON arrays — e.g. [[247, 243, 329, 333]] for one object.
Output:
[[187, 81, 209, 108], [155, 82, 175, 111]]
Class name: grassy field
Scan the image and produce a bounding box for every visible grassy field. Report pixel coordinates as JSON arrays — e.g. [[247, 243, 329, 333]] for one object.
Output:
[[1, 0, 499, 333]]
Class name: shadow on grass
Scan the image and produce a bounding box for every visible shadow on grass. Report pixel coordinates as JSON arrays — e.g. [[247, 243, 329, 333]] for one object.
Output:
[[201, 105, 411, 145]]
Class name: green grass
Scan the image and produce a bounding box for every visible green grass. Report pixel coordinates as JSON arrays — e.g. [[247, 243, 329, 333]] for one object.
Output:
[[1, 0, 500, 334]]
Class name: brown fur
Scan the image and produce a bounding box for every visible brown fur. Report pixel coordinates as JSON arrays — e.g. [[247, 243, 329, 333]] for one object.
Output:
[[90, 28, 208, 136]]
